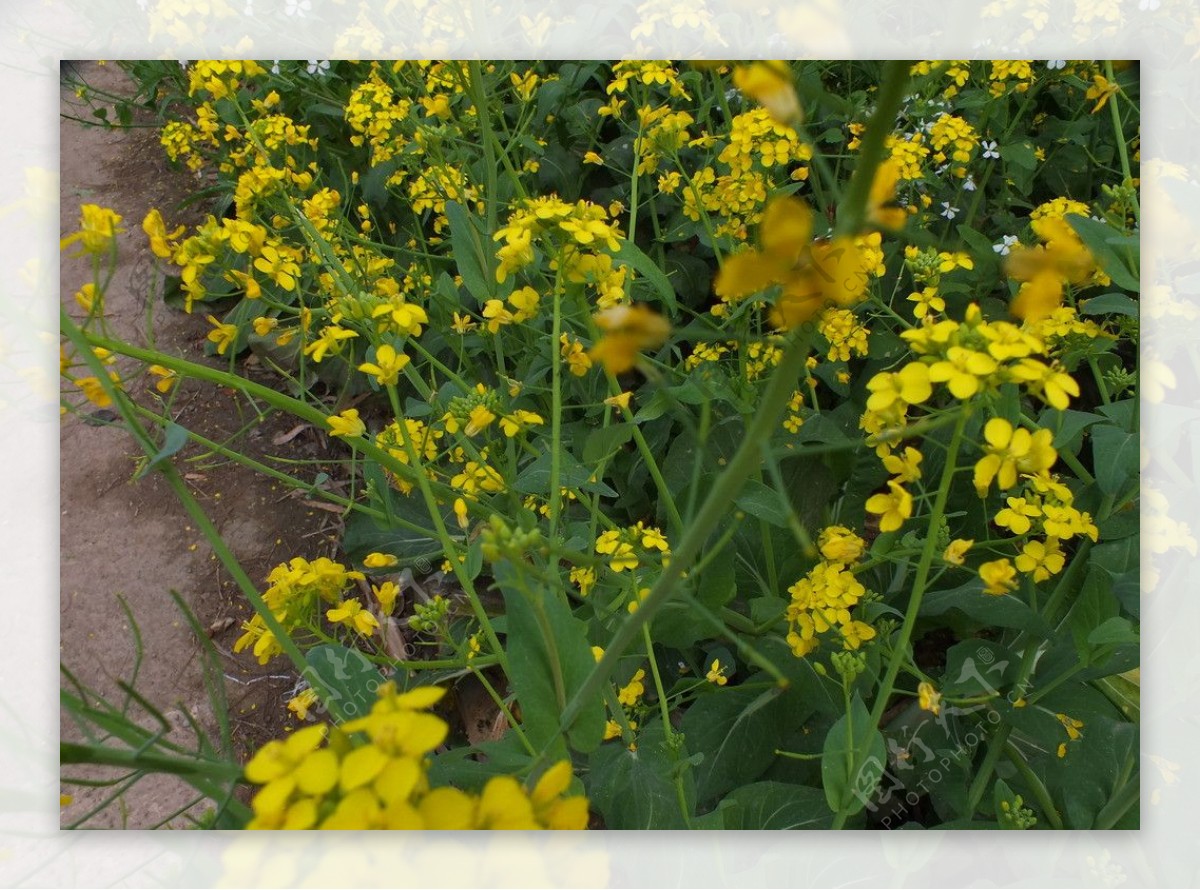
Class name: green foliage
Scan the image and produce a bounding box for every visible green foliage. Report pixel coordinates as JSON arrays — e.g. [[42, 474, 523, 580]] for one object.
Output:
[[62, 58, 1140, 831]]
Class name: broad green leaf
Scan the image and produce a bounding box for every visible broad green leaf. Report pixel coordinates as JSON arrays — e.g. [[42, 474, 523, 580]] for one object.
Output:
[[1001, 141, 1038, 170], [679, 684, 800, 804], [721, 781, 831, 829], [1088, 616, 1139, 646], [582, 423, 634, 464], [1039, 407, 1105, 452], [821, 693, 886, 817], [588, 721, 691, 829], [920, 582, 1050, 636], [1080, 292, 1139, 317], [444, 201, 492, 303], [734, 477, 792, 528], [304, 644, 382, 723], [1066, 214, 1140, 292], [493, 562, 605, 755], [1090, 423, 1138, 496], [942, 640, 1017, 697], [514, 449, 618, 497]]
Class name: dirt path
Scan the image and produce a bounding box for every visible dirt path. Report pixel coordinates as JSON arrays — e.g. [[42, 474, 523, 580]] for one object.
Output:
[[59, 63, 331, 828]]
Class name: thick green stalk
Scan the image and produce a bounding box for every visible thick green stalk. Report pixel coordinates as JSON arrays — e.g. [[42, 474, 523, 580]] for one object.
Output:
[[1104, 60, 1140, 223]]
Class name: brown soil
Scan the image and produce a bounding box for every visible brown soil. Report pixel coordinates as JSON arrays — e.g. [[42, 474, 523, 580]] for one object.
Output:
[[59, 62, 334, 828]]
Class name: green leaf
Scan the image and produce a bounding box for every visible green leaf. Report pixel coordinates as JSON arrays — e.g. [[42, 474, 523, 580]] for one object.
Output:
[[514, 449, 617, 498], [1001, 141, 1038, 170], [303, 644, 382, 723], [444, 201, 492, 303], [588, 721, 690, 829], [678, 685, 799, 804], [1088, 617, 1139, 646], [821, 693, 886, 817], [138, 422, 189, 477], [1080, 292, 1139, 317], [734, 477, 791, 528], [493, 562, 605, 755], [1090, 423, 1138, 496], [1065, 214, 1140, 292], [920, 582, 1050, 636], [614, 239, 678, 314], [721, 781, 831, 829], [582, 423, 634, 464], [1039, 407, 1105, 452], [942, 640, 1017, 697]]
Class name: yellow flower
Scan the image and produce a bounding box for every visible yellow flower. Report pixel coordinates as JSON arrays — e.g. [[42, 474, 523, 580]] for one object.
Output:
[[995, 496, 1042, 535], [498, 409, 544, 437], [604, 391, 632, 410], [253, 316, 279, 336], [865, 480, 913, 533], [304, 325, 358, 363], [865, 362, 932, 413], [733, 61, 801, 124], [706, 659, 729, 686], [882, 445, 923, 483], [205, 315, 238, 355], [363, 552, 399, 569], [973, 418, 1057, 496], [1086, 74, 1118, 113], [618, 669, 646, 706], [583, 151, 604, 165], [287, 688, 320, 721], [147, 365, 178, 394], [868, 159, 907, 230], [358, 344, 411, 386], [818, 526, 866, 564], [1014, 537, 1066, 582], [142, 208, 184, 259], [918, 681, 941, 715], [943, 538, 973, 565], [327, 408, 366, 439], [589, 304, 670, 374], [979, 558, 1018, 596], [928, 346, 999, 400], [326, 598, 379, 636], [61, 204, 124, 256], [453, 497, 470, 530], [372, 581, 401, 615], [1007, 358, 1080, 411]]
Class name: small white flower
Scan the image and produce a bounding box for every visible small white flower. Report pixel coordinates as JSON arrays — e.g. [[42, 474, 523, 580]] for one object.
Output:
[[271, 60, 281, 76], [941, 202, 959, 220], [993, 235, 1019, 256], [178, 59, 188, 69], [963, 175, 977, 192], [1139, 0, 1159, 10], [306, 59, 330, 76], [286, 0, 311, 15], [982, 140, 1000, 159], [1046, 60, 1067, 70]]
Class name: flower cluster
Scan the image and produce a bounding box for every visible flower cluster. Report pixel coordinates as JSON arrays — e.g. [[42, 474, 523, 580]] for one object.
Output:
[[784, 526, 876, 658], [245, 682, 588, 829], [233, 557, 367, 665]]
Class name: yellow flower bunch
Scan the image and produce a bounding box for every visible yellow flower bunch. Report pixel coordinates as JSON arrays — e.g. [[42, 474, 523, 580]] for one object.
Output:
[[594, 522, 671, 572], [785, 535, 875, 658], [244, 683, 588, 829], [233, 557, 366, 665]]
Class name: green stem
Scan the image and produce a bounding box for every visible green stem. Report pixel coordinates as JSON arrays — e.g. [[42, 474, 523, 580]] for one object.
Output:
[[1093, 775, 1139, 830], [1103, 61, 1140, 223], [1002, 739, 1064, 829]]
